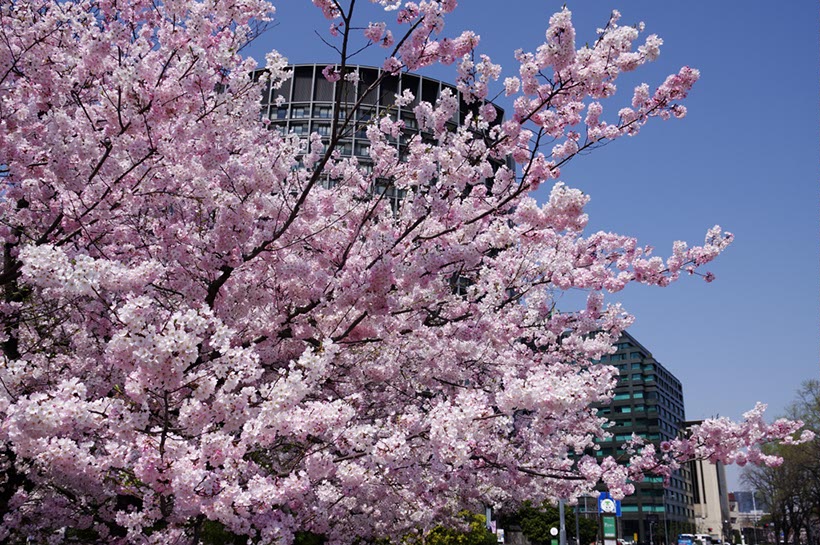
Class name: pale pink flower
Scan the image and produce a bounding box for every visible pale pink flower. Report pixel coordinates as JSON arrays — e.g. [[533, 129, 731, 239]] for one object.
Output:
[[322, 65, 341, 82]]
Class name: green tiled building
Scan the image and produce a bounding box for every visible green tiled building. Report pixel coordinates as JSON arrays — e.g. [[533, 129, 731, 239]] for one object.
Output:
[[591, 332, 696, 544]]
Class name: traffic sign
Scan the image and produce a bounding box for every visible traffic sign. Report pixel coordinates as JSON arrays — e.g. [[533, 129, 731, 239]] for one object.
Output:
[[598, 492, 622, 517]]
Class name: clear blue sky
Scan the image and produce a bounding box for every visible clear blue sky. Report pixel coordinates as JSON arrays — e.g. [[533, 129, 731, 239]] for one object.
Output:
[[245, 1, 820, 490]]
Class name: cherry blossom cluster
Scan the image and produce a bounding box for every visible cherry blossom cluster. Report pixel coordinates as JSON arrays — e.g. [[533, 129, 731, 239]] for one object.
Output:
[[0, 0, 807, 543], [622, 404, 813, 490]]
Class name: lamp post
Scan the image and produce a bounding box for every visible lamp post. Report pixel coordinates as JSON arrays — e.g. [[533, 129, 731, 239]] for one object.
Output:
[[576, 502, 581, 545], [751, 493, 758, 545], [559, 499, 567, 545]]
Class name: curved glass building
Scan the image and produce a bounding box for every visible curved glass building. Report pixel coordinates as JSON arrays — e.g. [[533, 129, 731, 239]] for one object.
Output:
[[257, 64, 509, 209]]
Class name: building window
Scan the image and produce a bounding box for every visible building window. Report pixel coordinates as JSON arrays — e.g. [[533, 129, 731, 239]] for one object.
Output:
[[399, 132, 414, 145], [337, 141, 353, 156], [630, 352, 642, 359], [400, 111, 418, 130], [291, 105, 310, 118], [642, 505, 666, 513], [611, 353, 626, 361], [290, 123, 309, 135], [313, 105, 333, 118], [355, 124, 369, 139], [450, 275, 472, 296], [373, 180, 406, 214], [354, 142, 371, 156]]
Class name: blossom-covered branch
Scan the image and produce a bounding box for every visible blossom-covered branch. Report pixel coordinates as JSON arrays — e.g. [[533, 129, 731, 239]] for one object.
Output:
[[0, 1, 807, 543]]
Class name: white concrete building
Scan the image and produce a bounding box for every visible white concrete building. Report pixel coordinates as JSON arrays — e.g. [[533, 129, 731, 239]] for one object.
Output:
[[686, 429, 731, 543]]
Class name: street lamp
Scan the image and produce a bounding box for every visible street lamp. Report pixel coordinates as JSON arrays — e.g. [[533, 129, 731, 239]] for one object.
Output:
[[575, 502, 581, 545], [559, 499, 567, 545], [751, 492, 759, 545]]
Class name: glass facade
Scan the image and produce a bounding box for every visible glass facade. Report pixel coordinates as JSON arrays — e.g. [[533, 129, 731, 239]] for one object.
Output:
[[259, 64, 506, 165]]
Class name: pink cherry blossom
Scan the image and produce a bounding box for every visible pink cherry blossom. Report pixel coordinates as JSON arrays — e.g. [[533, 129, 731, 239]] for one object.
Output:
[[322, 64, 341, 82], [364, 22, 387, 43], [0, 1, 806, 543]]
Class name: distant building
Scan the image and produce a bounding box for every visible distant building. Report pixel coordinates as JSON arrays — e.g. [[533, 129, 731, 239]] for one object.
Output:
[[730, 491, 767, 514], [592, 332, 696, 544], [732, 491, 754, 514], [728, 493, 740, 541], [728, 491, 768, 545]]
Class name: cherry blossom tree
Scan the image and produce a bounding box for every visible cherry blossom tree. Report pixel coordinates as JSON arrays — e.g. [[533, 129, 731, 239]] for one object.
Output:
[[0, 0, 810, 543]]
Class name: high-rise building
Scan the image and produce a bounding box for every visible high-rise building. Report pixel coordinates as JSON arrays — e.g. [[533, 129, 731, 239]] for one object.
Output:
[[592, 332, 696, 543]]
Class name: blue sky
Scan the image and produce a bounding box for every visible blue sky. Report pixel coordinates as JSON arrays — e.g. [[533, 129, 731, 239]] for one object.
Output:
[[245, 1, 819, 489]]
